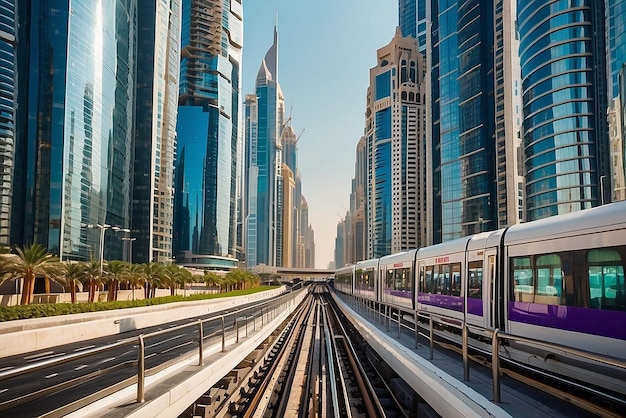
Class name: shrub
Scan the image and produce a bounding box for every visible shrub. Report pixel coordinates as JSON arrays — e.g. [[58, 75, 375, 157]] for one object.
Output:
[[0, 285, 278, 322]]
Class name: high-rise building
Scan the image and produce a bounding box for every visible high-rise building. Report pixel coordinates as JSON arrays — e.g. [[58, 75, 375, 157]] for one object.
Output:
[[173, 0, 243, 270], [0, 0, 16, 247], [134, 0, 181, 264], [14, 0, 136, 261], [427, 0, 523, 244], [607, 0, 626, 99], [244, 27, 286, 268], [280, 163, 295, 267], [398, 0, 426, 54], [300, 196, 315, 268], [365, 28, 426, 258], [519, 1, 610, 219]]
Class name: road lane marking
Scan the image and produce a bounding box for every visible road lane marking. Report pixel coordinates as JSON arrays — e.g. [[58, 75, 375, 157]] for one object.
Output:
[[162, 341, 194, 353], [24, 351, 54, 360], [74, 345, 96, 352], [26, 352, 66, 362], [74, 365, 88, 371], [45, 373, 58, 379]]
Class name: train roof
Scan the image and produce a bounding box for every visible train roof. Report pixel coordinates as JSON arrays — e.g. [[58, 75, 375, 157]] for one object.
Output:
[[334, 264, 355, 275], [356, 258, 379, 270], [379, 248, 418, 265], [504, 200, 626, 246], [417, 235, 472, 258], [467, 229, 505, 251]]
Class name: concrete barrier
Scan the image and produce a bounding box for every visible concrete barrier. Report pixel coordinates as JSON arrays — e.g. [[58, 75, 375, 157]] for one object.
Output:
[[0, 287, 286, 357]]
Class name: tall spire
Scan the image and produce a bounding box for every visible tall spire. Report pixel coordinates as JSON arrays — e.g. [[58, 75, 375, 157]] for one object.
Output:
[[262, 25, 278, 82]]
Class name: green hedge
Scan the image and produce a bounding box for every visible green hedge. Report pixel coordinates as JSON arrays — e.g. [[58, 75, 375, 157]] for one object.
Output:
[[0, 285, 278, 322]]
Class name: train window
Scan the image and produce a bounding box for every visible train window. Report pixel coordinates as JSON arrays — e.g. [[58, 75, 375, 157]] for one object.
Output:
[[387, 269, 395, 290], [535, 254, 562, 304], [468, 261, 483, 299], [424, 266, 434, 293], [451, 263, 461, 296], [396, 267, 411, 291], [438, 264, 451, 295], [512, 257, 533, 302], [588, 249, 625, 311]]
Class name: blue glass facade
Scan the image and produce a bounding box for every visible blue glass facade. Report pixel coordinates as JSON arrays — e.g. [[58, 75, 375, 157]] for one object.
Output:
[[0, 0, 15, 246], [14, 0, 136, 261], [519, 1, 609, 220], [174, 0, 242, 263], [244, 26, 284, 267], [607, 0, 626, 98], [429, 0, 518, 243], [399, 0, 427, 53]]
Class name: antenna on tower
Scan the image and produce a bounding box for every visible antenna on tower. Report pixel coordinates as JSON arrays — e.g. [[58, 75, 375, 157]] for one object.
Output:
[[296, 128, 306, 143]]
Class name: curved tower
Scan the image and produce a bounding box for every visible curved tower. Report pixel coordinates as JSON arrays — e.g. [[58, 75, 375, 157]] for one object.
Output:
[[519, 1, 609, 220], [174, 0, 243, 269], [15, 0, 136, 261]]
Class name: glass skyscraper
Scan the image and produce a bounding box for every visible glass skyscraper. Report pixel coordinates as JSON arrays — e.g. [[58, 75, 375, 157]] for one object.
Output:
[[14, 0, 136, 261], [519, 1, 610, 220], [398, 0, 427, 54], [134, 0, 181, 264], [0, 0, 15, 247], [244, 27, 285, 268], [607, 0, 626, 99], [427, 0, 523, 244], [173, 0, 242, 269]]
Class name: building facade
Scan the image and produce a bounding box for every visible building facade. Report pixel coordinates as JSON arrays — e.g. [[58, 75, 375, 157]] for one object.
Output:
[[398, 0, 426, 54], [519, 1, 610, 220], [0, 0, 15, 247], [134, 0, 181, 264], [173, 0, 243, 270], [365, 28, 426, 258], [14, 0, 136, 261], [244, 27, 286, 268], [426, 0, 523, 244]]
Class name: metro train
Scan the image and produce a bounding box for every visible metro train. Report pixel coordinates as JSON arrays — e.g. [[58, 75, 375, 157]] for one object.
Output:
[[334, 200, 626, 395]]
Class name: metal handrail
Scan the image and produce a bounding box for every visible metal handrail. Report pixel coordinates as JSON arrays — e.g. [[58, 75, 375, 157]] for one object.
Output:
[[0, 287, 306, 410], [344, 292, 626, 404]]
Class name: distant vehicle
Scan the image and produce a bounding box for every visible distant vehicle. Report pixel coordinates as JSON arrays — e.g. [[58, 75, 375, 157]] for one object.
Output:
[[334, 200, 626, 396]]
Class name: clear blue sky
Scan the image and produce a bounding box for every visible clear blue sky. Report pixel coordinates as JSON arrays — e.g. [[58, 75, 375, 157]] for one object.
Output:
[[242, 1, 398, 268]]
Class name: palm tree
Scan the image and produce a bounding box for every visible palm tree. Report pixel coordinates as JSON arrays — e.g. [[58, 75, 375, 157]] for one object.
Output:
[[126, 264, 144, 301], [81, 260, 103, 303], [105, 260, 129, 302], [142, 262, 164, 298], [63, 262, 86, 304], [204, 271, 222, 292], [7, 244, 63, 305]]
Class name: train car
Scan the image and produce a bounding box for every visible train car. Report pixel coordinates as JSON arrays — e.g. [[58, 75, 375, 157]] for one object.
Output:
[[378, 249, 417, 310], [334, 264, 355, 295], [464, 230, 504, 330], [415, 236, 471, 322], [502, 200, 626, 394], [354, 258, 379, 302]]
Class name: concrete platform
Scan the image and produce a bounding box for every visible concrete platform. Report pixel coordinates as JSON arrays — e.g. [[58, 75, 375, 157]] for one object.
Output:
[[332, 292, 596, 418]]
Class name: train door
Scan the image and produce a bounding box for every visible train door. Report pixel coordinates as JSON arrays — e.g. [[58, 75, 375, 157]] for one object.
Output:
[[486, 250, 497, 329]]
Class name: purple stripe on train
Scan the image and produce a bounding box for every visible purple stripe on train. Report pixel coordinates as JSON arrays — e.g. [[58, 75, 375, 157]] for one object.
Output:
[[384, 289, 413, 299], [509, 302, 626, 341], [418, 293, 464, 312], [466, 297, 483, 316]]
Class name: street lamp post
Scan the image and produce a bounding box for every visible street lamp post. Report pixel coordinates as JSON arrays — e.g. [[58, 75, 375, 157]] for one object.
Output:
[[122, 237, 137, 264], [122, 237, 137, 300], [85, 224, 130, 286]]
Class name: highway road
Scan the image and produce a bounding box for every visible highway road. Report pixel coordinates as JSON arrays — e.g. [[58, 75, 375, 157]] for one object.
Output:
[[0, 299, 271, 417]]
